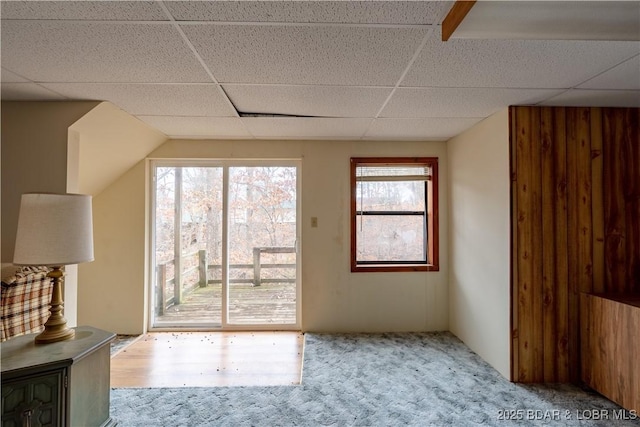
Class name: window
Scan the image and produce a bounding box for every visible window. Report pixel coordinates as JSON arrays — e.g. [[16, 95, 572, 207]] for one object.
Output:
[[350, 157, 439, 272]]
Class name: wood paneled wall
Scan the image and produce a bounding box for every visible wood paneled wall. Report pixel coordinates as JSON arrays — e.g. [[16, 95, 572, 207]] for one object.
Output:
[[510, 106, 639, 383], [603, 109, 640, 293]]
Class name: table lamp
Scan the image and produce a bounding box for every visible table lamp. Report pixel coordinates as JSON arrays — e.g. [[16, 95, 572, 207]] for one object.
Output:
[[13, 193, 94, 343]]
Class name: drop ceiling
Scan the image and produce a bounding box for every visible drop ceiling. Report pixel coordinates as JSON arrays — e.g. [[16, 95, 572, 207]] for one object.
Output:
[[1, 1, 639, 141]]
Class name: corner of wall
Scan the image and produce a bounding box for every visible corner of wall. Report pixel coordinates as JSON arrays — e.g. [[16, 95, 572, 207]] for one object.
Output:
[[78, 160, 147, 334], [69, 101, 166, 197], [72, 103, 166, 334], [1, 101, 100, 262], [447, 109, 511, 379]]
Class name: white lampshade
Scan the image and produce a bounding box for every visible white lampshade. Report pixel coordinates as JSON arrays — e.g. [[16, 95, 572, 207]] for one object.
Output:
[[13, 193, 94, 266]]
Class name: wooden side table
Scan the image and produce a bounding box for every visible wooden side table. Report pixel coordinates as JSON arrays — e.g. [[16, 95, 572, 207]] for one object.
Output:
[[1, 326, 116, 426]]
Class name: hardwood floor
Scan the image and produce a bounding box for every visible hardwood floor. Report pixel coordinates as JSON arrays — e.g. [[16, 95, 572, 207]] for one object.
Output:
[[110, 331, 304, 388]]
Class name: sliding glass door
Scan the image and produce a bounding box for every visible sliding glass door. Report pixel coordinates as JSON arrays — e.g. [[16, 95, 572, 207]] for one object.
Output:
[[150, 160, 300, 330]]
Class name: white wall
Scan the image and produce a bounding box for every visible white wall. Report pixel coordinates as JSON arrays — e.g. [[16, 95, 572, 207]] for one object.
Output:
[[78, 161, 149, 334], [448, 109, 511, 379], [69, 102, 166, 196], [74, 104, 165, 334], [1, 101, 99, 262], [1, 101, 100, 327], [2, 102, 451, 336], [97, 138, 448, 333]]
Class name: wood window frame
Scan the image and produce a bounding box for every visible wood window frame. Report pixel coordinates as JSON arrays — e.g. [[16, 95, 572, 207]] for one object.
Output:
[[350, 157, 439, 273]]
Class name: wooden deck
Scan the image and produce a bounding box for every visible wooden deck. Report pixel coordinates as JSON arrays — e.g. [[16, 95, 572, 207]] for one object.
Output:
[[154, 282, 296, 326]]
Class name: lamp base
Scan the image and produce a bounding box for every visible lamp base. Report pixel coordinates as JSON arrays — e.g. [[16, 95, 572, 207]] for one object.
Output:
[[35, 267, 75, 344], [35, 325, 75, 343]]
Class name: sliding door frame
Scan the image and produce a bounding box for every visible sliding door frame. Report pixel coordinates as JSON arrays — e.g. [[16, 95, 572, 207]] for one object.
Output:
[[147, 158, 302, 332]]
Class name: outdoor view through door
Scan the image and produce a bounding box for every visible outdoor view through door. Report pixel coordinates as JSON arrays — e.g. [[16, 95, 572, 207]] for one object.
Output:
[[151, 162, 300, 329]]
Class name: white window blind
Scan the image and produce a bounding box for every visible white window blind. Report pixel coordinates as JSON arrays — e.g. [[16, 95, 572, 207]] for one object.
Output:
[[356, 165, 432, 182]]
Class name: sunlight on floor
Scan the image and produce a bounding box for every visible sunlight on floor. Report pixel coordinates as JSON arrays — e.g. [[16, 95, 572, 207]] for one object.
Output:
[[110, 331, 304, 388]]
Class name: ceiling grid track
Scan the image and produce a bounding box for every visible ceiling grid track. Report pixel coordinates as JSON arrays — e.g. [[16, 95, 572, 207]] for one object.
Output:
[[372, 27, 436, 120], [362, 2, 453, 140], [568, 52, 640, 90], [156, 0, 246, 130]]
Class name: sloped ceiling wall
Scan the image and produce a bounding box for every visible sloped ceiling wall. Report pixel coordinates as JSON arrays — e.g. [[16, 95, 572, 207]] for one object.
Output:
[[69, 102, 167, 196]]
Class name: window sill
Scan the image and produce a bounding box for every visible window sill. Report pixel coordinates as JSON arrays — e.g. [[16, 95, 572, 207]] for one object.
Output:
[[351, 264, 439, 273]]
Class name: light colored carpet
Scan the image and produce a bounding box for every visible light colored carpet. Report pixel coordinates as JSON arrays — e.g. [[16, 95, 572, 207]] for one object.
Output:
[[110, 332, 638, 426], [110, 334, 142, 357]]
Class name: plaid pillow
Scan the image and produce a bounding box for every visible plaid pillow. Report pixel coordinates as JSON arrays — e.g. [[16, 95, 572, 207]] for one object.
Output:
[[1, 267, 53, 341]]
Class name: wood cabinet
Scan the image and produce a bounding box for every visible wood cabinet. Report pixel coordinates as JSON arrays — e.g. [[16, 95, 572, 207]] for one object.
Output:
[[1, 326, 116, 426], [581, 293, 640, 412]]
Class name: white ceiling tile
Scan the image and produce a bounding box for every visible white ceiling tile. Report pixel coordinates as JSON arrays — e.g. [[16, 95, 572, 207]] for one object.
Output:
[[223, 84, 392, 118], [242, 117, 371, 139], [183, 24, 428, 86], [0, 1, 167, 21], [364, 118, 483, 140], [1, 22, 211, 83], [138, 116, 251, 138], [381, 87, 564, 118], [1, 68, 29, 83], [540, 89, 640, 108], [1, 1, 637, 143], [1, 83, 67, 100], [402, 38, 640, 88], [578, 55, 640, 90], [42, 83, 236, 116], [166, 1, 450, 25]]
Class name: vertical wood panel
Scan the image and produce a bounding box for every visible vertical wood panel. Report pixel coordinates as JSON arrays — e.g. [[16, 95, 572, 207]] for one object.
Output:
[[554, 108, 571, 382], [514, 106, 544, 382], [590, 108, 606, 294], [573, 108, 594, 296], [509, 107, 520, 382], [551, 108, 570, 382], [562, 107, 594, 383], [565, 108, 580, 383], [540, 107, 570, 382], [540, 107, 556, 382], [620, 109, 640, 293], [603, 109, 627, 293], [576, 108, 595, 383], [514, 106, 534, 382], [529, 108, 545, 383], [579, 293, 593, 390]]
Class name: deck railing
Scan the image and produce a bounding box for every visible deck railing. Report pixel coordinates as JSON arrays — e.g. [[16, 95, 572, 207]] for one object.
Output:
[[156, 247, 295, 315]]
